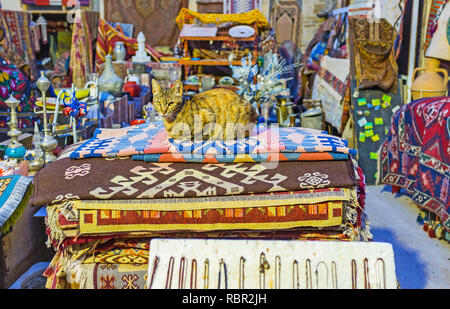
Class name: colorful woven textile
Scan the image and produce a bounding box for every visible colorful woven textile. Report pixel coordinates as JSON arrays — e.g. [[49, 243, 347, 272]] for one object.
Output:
[[424, 0, 448, 53], [175, 8, 269, 29], [0, 55, 36, 134], [45, 186, 356, 236], [76, 200, 345, 235], [69, 121, 356, 160], [96, 18, 162, 67], [44, 188, 359, 245], [311, 56, 350, 130], [0, 9, 37, 80], [379, 96, 450, 231], [70, 10, 94, 88], [75, 238, 149, 265], [30, 156, 357, 207], [44, 249, 149, 289], [0, 175, 33, 235]]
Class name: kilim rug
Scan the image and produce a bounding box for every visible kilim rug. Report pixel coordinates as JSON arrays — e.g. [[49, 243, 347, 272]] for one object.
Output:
[[44, 249, 149, 289], [379, 96, 450, 231], [44, 188, 358, 244], [46, 201, 353, 250], [0, 175, 32, 235], [69, 121, 357, 160], [76, 201, 345, 235], [30, 156, 357, 207]]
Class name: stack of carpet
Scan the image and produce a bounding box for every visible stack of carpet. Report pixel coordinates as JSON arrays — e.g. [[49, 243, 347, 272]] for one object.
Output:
[[30, 121, 371, 289]]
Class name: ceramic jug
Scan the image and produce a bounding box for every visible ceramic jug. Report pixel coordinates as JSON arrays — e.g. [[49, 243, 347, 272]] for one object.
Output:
[[411, 58, 448, 100], [98, 54, 124, 97]]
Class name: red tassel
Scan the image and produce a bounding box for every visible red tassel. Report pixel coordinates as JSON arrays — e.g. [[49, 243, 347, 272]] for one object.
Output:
[[423, 223, 429, 231], [428, 228, 436, 238]]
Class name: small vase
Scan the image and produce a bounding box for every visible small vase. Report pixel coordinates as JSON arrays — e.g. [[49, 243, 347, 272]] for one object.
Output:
[[98, 54, 124, 97], [114, 42, 126, 62], [411, 58, 448, 100]]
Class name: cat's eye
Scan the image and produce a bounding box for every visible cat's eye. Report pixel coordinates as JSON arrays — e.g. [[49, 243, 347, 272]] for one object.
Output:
[[169, 102, 175, 106]]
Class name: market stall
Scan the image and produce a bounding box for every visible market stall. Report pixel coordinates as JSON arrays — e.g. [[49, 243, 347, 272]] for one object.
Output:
[[0, 0, 448, 290]]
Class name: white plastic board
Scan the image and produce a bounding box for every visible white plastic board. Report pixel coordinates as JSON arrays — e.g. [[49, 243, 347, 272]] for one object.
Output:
[[147, 239, 398, 289]]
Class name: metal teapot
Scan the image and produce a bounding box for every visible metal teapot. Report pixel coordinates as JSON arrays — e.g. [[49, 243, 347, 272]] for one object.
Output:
[[274, 95, 298, 127]]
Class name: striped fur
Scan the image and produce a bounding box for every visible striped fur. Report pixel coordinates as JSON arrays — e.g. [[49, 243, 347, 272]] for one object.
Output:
[[152, 79, 258, 140]]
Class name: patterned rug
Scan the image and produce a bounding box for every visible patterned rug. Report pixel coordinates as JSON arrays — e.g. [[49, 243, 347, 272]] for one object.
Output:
[[0, 175, 33, 235], [54, 187, 354, 236], [44, 247, 149, 289], [44, 187, 361, 247], [69, 121, 356, 161], [379, 96, 450, 231], [30, 155, 357, 207], [76, 201, 345, 235]]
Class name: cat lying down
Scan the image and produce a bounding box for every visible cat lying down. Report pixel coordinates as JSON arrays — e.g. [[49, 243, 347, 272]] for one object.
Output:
[[152, 79, 258, 141]]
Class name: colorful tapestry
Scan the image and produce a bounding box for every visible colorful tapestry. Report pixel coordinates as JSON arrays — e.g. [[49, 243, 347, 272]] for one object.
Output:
[[311, 55, 350, 130], [104, 0, 185, 48], [0, 9, 37, 80], [68, 121, 356, 160], [70, 10, 96, 88], [30, 156, 357, 207], [0, 55, 36, 134], [0, 175, 33, 235], [96, 18, 162, 68], [424, 0, 448, 53], [379, 96, 450, 231]]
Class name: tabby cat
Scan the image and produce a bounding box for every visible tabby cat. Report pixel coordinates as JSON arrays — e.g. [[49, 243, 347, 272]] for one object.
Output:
[[151, 79, 258, 140]]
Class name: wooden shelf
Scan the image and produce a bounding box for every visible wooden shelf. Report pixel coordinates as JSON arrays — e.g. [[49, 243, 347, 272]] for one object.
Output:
[[27, 10, 68, 14], [179, 59, 256, 66], [180, 23, 259, 79]]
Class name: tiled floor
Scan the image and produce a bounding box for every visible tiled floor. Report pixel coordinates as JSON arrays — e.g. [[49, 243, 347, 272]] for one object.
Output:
[[365, 185, 450, 289]]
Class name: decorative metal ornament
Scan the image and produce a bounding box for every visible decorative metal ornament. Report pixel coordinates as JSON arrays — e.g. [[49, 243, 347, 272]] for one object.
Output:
[[229, 52, 301, 123], [229, 25, 255, 38], [5, 95, 26, 165], [36, 71, 58, 165], [28, 122, 45, 172]]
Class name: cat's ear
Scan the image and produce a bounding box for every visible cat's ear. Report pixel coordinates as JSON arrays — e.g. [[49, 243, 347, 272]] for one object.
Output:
[[171, 79, 183, 96], [152, 79, 161, 96]]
